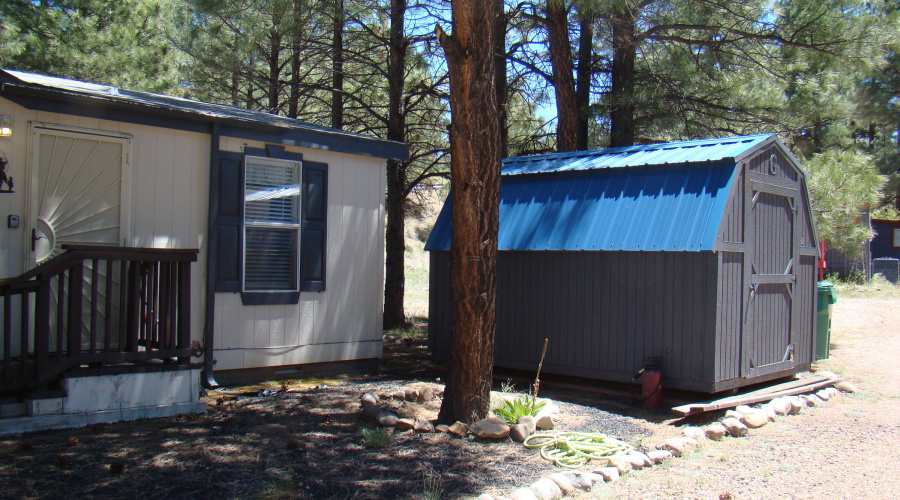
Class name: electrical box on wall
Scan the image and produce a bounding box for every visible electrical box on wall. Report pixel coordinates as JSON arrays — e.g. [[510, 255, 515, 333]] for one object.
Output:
[[7, 215, 18, 228]]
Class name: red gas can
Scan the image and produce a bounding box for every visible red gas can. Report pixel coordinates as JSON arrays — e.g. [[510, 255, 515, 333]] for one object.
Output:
[[641, 367, 663, 410]]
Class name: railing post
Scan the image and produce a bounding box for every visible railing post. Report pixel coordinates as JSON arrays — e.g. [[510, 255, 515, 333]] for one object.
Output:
[[3, 290, 11, 381], [177, 261, 191, 364], [90, 258, 99, 354], [21, 289, 30, 380], [126, 261, 141, 352], [68, 262, 84, 359], [35, 278, 51, 385]]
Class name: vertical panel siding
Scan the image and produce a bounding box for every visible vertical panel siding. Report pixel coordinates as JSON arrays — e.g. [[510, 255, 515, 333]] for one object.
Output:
[[794, 255, 817, 364], [716, 251, 744, 381], [718, 168, 745, 244], [748, 145, 798, 182], [428, 250, 720, 391]]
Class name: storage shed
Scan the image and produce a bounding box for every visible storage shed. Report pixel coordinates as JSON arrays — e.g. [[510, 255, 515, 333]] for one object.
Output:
[[426, 134, 819, 393]]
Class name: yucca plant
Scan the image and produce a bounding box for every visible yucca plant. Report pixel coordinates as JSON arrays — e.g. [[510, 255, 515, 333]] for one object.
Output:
[[493, 394, 546, 425]]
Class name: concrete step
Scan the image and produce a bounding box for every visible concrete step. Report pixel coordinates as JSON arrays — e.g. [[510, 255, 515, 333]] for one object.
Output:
[[0, 401, 26, 418]]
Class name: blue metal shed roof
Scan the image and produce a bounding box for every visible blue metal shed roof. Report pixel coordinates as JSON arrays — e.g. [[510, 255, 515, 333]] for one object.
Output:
[[501, 134, 772, 176], [425, 135, 774, 252]]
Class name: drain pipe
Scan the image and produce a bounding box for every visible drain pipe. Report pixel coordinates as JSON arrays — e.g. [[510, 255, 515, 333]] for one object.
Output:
[[202, 121, 221, 388]]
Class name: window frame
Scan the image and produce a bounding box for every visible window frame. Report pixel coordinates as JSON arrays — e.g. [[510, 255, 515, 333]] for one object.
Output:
[[241, 155, 303, 294], [893, 227, 900, 249]]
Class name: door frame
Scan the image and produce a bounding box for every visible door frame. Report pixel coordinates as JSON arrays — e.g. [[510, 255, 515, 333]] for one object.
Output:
[[741, 161, 800, 378], [25, 122, 133, 269]]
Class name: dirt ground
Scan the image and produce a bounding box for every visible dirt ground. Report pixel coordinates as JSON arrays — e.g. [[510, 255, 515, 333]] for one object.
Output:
[[1, 287, 897, 499], [578, 291, 900, 500]]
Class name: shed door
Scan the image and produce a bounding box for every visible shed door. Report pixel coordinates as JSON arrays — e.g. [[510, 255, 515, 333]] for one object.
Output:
[[742, 167, 800, 377]]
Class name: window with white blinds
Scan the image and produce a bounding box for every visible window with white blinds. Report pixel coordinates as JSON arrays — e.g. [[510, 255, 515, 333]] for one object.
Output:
[[243, 156, 301, 292]]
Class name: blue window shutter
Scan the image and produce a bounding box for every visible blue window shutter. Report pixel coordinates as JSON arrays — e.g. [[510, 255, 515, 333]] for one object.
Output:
[[300, 161, 327, 292], [213, 151, 244, 292]]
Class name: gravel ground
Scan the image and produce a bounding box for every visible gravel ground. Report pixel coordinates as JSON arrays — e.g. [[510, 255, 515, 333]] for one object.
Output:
[[567, 294, 900, 500]]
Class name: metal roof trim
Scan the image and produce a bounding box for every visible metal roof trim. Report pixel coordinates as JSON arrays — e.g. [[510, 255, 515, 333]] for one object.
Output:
[[502, 134, 774, 176], [0, 69, 409, 161]]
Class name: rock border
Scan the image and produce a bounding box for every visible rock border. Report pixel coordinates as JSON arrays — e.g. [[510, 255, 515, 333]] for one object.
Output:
[[471, 380, 854, 500]]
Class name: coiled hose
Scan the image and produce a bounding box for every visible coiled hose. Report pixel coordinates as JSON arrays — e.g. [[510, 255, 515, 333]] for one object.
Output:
[[522, 431, 633, 469]]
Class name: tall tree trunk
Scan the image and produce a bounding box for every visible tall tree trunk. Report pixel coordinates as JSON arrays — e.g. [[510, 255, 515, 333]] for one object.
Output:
[[383, 0, 409, 330], [575, 12, 594, 150], [288, 0, 303, 118], [546, 0, 577, 152], [331, 0, 345, 129], [609, 7, 636, 147], [268, 27, 282, 113], [436, 0, 501, 425], [495, 0, 508, 157]]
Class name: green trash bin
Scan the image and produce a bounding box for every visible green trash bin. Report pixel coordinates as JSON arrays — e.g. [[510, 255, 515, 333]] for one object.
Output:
[[816, 281, 838, 360]]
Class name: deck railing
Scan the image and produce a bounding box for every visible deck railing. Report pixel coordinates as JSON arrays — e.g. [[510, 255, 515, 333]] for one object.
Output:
[[0, 246, 199, 393]]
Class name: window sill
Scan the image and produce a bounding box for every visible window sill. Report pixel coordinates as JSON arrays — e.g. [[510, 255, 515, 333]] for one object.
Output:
[[241, 291, 301, 306]]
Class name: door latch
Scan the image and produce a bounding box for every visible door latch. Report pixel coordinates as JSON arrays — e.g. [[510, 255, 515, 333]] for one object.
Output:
[[32, 228, 46, 251]]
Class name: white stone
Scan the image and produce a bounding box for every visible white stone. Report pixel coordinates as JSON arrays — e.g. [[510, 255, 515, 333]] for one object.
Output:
[[561, 471, 592, 491], [628, 451, 653, 468], [705, 423, 727, 441], [606, 456, 633, 474], [594, 467, 620, 482], [583, 472, 605, 485], [770, 398, 791, 416], [682, 426, 706, 441], [548, 473, 575, 495], [742, 411, 768, 429], [722, 417, 748, 437], [647, 449, 674, 463], [535, 415, 555, 430], [470, 417, 510, 439], [508, 488, 539, 500], [517, 415, 537, 435], [509, 423, 529, 443], [529, 478, 562, 500], [834, 381, 859, 393], [655, 437, 685, 457]]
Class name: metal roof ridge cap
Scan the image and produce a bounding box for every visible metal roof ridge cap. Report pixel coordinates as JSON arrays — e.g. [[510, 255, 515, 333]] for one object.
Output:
[[2, 73, 407, 154]]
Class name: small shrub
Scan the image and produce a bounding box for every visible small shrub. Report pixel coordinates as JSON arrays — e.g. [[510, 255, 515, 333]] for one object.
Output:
[[360, 427, 392, 449], [500, 379, 516, 393], [493, 394, 546, 425], [422, 468, 443, 500]]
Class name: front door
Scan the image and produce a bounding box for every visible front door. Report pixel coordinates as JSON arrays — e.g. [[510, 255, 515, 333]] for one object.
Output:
[[28, 124, 131, 265], [27, 124, 132, 350], [742, 163, 800, 377]]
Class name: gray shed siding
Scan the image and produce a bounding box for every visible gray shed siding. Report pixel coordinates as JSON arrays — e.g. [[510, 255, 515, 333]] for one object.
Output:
[[429, 250, 720, 392], [427, 137, 819, 394]]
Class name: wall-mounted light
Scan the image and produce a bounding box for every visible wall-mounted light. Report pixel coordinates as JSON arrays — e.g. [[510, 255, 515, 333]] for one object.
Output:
[[0, 116, 11, 137]]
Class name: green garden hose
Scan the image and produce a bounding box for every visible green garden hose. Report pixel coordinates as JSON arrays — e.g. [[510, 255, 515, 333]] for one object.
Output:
[[523, 431, 633, 469]]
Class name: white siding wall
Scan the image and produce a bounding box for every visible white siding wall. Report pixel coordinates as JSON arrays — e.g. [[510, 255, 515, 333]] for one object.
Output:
[[0, 98, 209, 345], [0, 98, 387, 372], [214, 136, 386, 370]]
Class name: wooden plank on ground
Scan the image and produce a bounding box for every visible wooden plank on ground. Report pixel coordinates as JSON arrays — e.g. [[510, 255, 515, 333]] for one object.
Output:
[[672, 376, 835, 416]]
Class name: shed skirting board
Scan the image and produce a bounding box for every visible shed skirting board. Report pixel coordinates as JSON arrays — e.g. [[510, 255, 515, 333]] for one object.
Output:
[[0, 369, 204, 436], [212, 340, 383, 371]]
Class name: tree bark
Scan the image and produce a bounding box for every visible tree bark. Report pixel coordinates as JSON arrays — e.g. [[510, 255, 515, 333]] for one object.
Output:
[[331, 0, 345, 129], [575, 11, 594, 150], [268, 26, 282, 114], [436, 0, 501, 425], [546, 0, 577, 152], [609, 7, 637, 147], [383, 0, 409, 330], [495, 0, 508, 157], [288, 0, 303, 118]]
